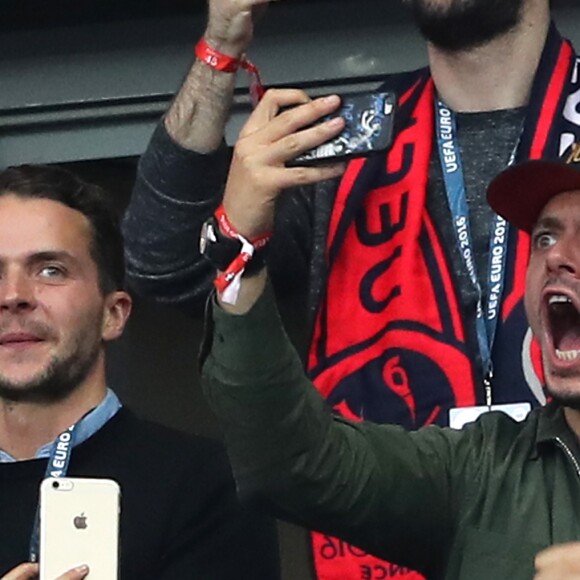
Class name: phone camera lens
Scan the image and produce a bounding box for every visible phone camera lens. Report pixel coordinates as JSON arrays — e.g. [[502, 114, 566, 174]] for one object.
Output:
[[52, 480, 59, 489]]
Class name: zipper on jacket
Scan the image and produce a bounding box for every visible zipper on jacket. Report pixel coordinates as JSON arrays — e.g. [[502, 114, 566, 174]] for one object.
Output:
[[555, 437, 580, 478]]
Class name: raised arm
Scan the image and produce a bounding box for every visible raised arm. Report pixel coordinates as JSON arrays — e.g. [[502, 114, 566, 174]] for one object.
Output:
[[200, 89, 469, 575], [203, 276, 468, 574], [123, 0, 284, 315], [165, 0, 274, 153]]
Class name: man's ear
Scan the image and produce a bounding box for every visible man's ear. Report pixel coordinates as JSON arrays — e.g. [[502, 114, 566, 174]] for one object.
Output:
[[101, 291, 132, 342]]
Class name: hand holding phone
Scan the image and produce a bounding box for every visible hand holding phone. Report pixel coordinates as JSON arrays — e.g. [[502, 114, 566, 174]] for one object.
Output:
[[222, 89, 347, 241], [39, 478, 120, 580], [288, 91, 397, 166]]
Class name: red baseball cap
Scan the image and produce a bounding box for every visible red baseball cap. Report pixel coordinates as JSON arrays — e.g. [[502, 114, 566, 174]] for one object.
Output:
[[487, 144, 580, 233]]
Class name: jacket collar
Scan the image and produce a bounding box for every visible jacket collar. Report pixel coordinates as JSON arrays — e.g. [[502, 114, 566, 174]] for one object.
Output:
[[534, 401, 580, 458]]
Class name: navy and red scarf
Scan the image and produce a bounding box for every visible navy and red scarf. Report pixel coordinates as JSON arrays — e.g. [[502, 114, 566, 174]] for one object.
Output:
[[307, 24, 580, 580]]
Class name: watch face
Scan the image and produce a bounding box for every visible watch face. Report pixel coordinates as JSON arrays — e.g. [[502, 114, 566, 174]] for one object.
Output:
[[200, 220, 217, 255]]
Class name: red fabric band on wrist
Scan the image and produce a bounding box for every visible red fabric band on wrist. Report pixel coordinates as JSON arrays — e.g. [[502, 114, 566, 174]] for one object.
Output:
[[194, 39, 265, 106], [195, 38, 241, 73], [212, 205, 271, 298], [214, 252, 252, 293], [214, 205, 271, 249]]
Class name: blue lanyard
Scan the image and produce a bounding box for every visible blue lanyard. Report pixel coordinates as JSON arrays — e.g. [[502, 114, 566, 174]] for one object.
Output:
[[435, 101, 513, 406], [28, 423, 78, 562]]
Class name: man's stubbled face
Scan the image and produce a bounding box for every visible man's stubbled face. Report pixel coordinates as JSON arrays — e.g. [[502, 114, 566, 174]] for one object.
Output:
[[405, 0, 526, 51]]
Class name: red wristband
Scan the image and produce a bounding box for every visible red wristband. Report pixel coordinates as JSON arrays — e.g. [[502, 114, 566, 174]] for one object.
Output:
[[194, 39, 265, 106], [195, 38, 241, 72], [214, 205, 271, 249], [214, 252, 253, 294], [212, 205, 271, 298]]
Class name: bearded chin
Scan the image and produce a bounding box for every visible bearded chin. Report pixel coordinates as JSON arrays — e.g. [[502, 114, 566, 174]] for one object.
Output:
[[409, 0, 525, 52], [0, 344, 100, 405], [544, 382, 580, 413]]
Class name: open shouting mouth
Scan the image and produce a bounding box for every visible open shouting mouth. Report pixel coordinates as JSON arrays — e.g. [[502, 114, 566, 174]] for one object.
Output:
[[545, 291, 580, 365]]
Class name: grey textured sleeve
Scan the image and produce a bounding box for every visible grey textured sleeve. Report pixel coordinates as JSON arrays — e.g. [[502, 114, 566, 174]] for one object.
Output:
[[123, 122, 232, 316], [123, 122, 318, 317]]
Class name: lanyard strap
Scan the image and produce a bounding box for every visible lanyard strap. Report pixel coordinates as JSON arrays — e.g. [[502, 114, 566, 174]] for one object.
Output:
[[28, 422, 79, 562], [435, 101, 513, 406]]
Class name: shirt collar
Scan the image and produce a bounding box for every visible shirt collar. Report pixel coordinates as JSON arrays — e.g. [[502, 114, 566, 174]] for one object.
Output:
[[0, 388, 122, 463], [536, 402, 571, 442], [531, 401, 580, 459]]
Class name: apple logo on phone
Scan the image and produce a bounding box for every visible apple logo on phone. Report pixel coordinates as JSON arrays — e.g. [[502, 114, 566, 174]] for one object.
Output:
[[73, 513, 87, 530]]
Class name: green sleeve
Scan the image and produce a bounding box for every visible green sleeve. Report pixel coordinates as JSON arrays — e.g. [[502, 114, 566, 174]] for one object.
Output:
[[201, 283, 473, 575]]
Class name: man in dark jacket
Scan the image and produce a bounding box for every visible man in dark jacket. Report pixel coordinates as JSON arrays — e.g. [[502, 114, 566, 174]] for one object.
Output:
[[0, 165, 279, 580], [200, 99, 580, 578]]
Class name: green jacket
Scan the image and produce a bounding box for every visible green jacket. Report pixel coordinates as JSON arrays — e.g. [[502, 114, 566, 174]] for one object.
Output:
[[201, 285, 580, 579]]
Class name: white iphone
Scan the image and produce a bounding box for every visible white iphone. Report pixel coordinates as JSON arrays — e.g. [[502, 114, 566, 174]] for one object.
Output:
[[39, 477, 120, 579]]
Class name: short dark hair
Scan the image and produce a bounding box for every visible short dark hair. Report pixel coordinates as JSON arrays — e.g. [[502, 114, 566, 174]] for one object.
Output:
[[0, 164, 125, 294]]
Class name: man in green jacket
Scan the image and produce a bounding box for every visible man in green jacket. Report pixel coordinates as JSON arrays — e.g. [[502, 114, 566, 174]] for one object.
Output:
[[200, 89, 580, 580]]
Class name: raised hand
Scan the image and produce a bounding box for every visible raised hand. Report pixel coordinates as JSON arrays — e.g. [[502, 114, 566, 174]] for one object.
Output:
[[206, 0, 279, 55], [222, 88, 346, 239]]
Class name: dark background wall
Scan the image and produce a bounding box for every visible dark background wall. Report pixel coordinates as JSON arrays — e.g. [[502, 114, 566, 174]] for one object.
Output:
[[2, 1, 580, 578], [3, 0, 578, 168]]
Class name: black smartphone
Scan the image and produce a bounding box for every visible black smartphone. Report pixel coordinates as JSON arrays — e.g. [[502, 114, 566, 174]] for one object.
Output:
[[288, 90, 397, 166]]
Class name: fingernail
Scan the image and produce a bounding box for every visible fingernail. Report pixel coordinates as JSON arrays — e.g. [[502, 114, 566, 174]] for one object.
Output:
[[76, 564, 89, 573], [328, 117, 344, 128], [323, 95, 340, 105]]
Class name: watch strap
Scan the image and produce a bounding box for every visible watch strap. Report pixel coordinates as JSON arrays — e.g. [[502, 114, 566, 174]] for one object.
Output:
[[200, 215, 267, 276]]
